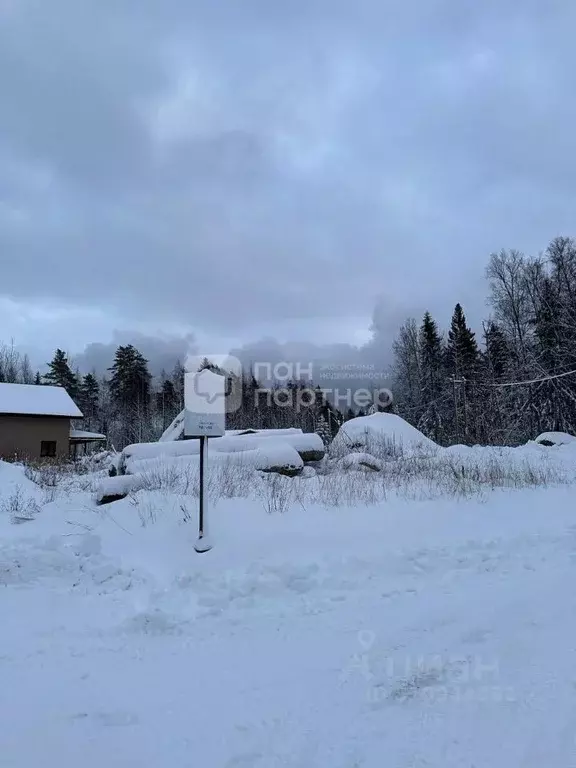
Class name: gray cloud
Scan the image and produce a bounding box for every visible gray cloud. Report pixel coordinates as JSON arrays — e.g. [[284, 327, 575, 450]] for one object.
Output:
[[2, 0, 576, 350], [74, 330, 198, 377]]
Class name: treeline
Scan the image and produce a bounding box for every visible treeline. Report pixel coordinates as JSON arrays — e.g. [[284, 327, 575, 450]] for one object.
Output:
[[391, 236, 576, 445], [0, 344, 351, 448]]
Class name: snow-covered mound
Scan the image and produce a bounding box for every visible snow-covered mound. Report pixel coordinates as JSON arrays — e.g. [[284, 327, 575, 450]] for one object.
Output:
[[332, 413, 437, 458], [535, 431, 576, 446], [0, 460, 38, 497]]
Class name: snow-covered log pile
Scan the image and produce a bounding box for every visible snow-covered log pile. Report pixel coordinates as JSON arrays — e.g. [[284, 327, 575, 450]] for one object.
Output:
[[118, 430, 324, 475], [127, 442, 304, 478], [95, 474, 146, 505]]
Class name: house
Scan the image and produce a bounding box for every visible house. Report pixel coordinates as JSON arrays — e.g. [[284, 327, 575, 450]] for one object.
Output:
[[0, 382, 105, 461]]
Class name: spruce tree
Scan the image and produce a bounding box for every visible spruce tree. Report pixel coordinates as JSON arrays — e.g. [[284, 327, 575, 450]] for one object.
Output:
[[416, 312, 446, 442], [419, 312, 444, 397], [483, 321, 509, 381], [198, 357, 222, 373], [44, 349, 78, 398], [446, 304, 479, 379], [79, 373, 100, 429], [34, 371, 42, 385], [445, 305, 480, 442]]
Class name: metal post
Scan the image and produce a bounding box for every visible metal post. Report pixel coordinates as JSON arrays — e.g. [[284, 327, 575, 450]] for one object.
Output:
[[199, 435, 205, 536], [195, 436, 212, 553]]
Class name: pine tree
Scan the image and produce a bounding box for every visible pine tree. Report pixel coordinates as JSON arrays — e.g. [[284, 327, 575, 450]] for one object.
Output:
[[44, 349, 78, 398], [79, 373, 100, 429], [109, 346, 151, 412], [34, 371, 42, 385], [108, 345, 152, 444]]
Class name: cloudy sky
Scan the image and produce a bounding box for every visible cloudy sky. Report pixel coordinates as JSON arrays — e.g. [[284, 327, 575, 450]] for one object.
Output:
[[2, 0, 576, 372]]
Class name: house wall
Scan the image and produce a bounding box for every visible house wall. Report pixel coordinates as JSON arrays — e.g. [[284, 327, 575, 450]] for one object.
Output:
[[0, 415, 71, 460]]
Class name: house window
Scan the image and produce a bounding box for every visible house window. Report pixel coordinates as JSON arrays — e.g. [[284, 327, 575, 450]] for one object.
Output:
[[40, 441, 57, 458]]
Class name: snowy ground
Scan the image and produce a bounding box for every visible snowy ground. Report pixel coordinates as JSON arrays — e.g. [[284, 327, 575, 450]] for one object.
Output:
[[2, 455, 576, 767]]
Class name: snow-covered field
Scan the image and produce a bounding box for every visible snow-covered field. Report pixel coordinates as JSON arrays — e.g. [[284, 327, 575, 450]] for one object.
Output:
[[2, 444, 576, 767]]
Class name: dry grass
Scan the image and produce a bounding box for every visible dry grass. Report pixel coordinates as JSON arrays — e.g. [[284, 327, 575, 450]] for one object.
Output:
[[114, 447, 572, 513], [136, 455, 254, 502], [0, 486, 41, 524], [13, 441, 571, 522]]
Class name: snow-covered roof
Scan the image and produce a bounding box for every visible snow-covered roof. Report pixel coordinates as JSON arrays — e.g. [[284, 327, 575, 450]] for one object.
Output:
[[0, 383, 83, 418], [70, 430, 106, 440]]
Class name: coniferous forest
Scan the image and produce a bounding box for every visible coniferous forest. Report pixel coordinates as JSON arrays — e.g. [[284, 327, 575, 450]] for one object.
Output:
[[391, 237, 576, 445], [3, 236, 576, 448]]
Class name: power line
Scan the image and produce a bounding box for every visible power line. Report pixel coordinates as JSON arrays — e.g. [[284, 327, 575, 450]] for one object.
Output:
[[453, 367, 576, 389]]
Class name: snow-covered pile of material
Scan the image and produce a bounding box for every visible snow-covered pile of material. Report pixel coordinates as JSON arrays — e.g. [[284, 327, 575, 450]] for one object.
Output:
[[332, 413, 437, 458], [128, 442, 304, 480], [252, 441, 304, 475], [121, 431, 323, 473], [95, 474, 146, 505], [226, 428, 303, 438], [534, 431, 576, 446], [102, 444, 305, 501], [159, 410, 305, 444], [158, 411, 185, 442]]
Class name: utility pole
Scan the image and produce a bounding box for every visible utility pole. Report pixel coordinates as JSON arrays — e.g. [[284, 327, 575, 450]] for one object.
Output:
[[461, 376, 468, 440]]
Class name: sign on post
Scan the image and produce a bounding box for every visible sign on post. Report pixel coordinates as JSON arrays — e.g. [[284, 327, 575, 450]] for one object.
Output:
[[184, 369, 226, 438], [184, 369, 226, 553]]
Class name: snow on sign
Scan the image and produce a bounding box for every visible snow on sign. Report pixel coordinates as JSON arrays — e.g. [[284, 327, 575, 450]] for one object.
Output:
[[184, 369, 226, 438]]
